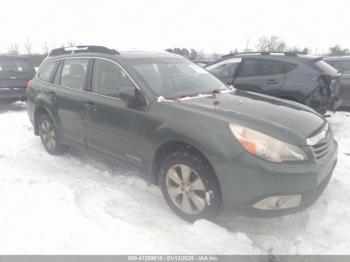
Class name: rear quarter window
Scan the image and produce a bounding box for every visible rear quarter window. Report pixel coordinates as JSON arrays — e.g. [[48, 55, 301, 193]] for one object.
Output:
[[38, 61, 59, 83]]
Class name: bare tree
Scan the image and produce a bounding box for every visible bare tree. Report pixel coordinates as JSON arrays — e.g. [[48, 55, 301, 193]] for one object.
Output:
[[24, 38, 32, 56], [8, 43, 20, 55], [42, 42, 49, 55], [66, 40, 76, 47], [256, 35, 287, 52]]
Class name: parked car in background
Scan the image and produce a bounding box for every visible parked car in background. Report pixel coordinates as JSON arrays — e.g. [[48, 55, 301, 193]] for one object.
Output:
[[0, 55, 35, 104], [206, 52, 342, 114], [27, 46, 338, 221], [324, 56, 350, 108]]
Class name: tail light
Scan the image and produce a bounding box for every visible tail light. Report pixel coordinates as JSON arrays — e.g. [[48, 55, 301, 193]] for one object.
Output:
[[26, 80, 33, 93]]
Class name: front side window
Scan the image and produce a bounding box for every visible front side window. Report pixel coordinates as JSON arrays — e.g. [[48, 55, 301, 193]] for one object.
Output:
[[238, 59, 285, 77], [130, 57, 226, 98], [92, 59, 136, 98], [207, 62, 239, 78], [38, 61, 59, 82], [60, 58, 89, 90], [206, 58, 241, 79]]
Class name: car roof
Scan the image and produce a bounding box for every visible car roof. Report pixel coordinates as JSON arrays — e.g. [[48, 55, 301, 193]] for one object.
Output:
[[45, 47, 182, 61], [119, 51, 182, 60], [208, 53, 321, 66]]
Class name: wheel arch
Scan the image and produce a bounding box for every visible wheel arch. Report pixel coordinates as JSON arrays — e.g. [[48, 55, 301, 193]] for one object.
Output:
[[151, 140, 219, 187], [33, 106, 55, 136]]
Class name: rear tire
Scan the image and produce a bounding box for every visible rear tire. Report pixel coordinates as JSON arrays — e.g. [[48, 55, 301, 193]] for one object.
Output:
[[38, 114, 66, 155], [159, 148, 222, 222]]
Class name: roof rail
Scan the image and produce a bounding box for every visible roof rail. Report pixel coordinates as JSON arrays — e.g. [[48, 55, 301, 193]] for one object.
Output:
[[49, 45, 120, 56], [221, 51, 307, 59]]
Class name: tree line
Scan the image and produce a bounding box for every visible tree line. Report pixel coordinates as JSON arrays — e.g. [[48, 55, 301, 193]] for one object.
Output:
[[2, 36, 349, 64], [166, 35, 349, 60]]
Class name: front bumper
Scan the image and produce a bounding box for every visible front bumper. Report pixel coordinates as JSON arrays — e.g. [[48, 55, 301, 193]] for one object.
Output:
[[0, 88, 26, 101], [213, 141, 338, 217]]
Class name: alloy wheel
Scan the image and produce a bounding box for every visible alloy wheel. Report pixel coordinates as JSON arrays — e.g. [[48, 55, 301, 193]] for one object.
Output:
[[165, 164, 207, 215], [40, 120, 56, 151]]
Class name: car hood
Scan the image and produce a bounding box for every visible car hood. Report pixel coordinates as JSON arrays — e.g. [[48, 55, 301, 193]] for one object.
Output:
[[169, 90, 325, 145]]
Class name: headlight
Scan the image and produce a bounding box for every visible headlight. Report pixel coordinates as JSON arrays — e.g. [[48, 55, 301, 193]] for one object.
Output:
[[229, 123, 307, 162]]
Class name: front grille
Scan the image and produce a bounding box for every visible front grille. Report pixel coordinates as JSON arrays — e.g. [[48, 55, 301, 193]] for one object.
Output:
[[308, 123, 333, 161], [311, 135, 333, 160]]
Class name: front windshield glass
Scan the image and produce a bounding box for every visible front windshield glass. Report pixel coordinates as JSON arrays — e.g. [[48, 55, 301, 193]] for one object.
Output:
[[129, 57, 226, 98]]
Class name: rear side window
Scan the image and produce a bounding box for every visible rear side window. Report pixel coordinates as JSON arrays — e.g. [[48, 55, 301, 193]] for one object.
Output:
[[38, 61, 59, 82], [92, 59, 136, 98], [238, 59, 285, 77], [0, 57, 32, 73], [60, 58, 89, 90]]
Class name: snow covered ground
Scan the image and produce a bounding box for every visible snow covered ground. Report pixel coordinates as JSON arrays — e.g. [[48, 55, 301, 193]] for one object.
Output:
[[0, 102, 349, 255]]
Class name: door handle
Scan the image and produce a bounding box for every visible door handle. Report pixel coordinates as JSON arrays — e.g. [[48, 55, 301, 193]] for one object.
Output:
[[48, 91, 56, 100], [267, 79, 279, 84], [84, 102, 97, 111]]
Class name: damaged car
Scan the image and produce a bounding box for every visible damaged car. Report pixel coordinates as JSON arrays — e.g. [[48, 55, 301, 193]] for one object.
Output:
[[206, 52, 342, 114], [27, 46, 338, 221]]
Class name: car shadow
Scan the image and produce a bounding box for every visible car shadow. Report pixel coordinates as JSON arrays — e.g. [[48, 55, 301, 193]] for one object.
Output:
[[0, 101, 27, 114]]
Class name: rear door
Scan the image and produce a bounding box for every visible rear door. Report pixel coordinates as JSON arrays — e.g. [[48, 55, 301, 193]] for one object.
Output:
[[83, 58, 148, 166], [50, 57, 90, 145], [233, 58, 286, 96]]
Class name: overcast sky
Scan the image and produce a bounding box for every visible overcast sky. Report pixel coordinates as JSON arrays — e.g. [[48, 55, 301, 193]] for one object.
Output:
[[1, 0, 349, 55]]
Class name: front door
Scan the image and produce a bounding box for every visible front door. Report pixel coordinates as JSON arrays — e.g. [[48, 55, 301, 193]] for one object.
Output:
[[83, 58, 148, 166]]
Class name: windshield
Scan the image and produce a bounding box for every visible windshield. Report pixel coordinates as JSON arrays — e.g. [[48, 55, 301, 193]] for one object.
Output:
[[130, 57, 226, 98]]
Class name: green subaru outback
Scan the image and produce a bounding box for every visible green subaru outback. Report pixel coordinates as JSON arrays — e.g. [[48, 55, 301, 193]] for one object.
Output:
[[27, 46, 338, 221]]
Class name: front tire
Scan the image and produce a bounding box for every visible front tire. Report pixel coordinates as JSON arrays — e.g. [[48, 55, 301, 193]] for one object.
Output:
[[38, 114, 66, 155], [159, 149, 222, 222]]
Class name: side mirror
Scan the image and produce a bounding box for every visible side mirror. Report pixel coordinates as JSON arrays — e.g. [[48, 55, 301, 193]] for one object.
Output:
[[119, 86, 147, 107]]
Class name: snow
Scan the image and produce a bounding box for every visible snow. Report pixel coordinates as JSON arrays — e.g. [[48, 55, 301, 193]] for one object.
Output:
[[0, 102, 349, 254]]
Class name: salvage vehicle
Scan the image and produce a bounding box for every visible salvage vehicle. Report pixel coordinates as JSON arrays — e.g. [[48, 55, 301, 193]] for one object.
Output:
[[27, 46, 338, 221], [0, 55, 35, 103], [206, 52, 342, 114], [324, 56, 350, 108]]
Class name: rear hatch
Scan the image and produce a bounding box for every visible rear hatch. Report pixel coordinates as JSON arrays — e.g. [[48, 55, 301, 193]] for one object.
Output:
[[307, 58, 342, 110], [0, 57, 35, 89]]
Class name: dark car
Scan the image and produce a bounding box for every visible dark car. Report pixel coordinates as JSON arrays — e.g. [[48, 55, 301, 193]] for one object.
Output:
[[206, 52, 342, 114], [27, 46, 338, 221], [324, 56, 350, 108], [0, 55, 35, 104]]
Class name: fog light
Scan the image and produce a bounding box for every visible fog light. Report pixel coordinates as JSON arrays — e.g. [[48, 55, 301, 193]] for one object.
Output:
[[253, 195, 302, 210]]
